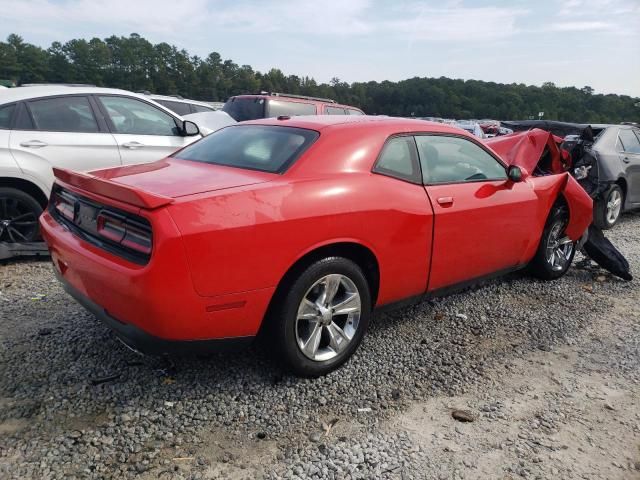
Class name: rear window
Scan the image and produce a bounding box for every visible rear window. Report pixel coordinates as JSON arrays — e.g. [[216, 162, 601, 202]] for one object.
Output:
[[223, 97, 266, 121], [266, 100, 317, 117], [173, 125, 319, 173]]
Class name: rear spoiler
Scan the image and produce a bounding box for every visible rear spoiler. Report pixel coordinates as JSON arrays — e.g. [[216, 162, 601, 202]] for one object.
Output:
[[53, 168, 174, 210]]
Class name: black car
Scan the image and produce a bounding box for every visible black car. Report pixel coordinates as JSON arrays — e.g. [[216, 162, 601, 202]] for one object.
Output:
[[502, 121, 640, 228]]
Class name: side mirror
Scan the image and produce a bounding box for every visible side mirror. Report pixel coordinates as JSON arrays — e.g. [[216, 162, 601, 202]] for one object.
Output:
[[507, 165, 523, 182], [182, 120, 200, 137]]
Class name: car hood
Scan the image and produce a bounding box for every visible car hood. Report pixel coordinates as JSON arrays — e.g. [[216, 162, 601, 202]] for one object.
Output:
[[90, 158, 277, 199]]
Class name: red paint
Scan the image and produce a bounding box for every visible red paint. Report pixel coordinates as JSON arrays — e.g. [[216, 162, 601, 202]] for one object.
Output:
[[40, 117, 592, 344]]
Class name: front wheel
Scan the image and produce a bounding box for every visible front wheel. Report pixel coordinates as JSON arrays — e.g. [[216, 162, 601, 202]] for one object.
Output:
[[530, 207, 576, 280], [271, 257, 371, 377]]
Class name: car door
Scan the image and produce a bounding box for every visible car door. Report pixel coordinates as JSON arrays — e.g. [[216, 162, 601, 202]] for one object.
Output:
[[415, 134, 540, 291], [616, 128, 640, 205], [96, 95, 199, 165], [9, 95, 122, 192]]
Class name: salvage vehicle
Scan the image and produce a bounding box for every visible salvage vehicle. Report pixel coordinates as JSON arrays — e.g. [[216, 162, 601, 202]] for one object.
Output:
[[0, 85, 204, 253], [40, 116, 592, 376], [501, 120, 640, 228], [222, 92, 364, 121]]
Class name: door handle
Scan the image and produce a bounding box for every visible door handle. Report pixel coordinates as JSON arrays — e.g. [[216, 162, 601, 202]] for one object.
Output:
[[437, 196, 454, 206], [19, 140, 48, 148], [122, 141, 145, 149]]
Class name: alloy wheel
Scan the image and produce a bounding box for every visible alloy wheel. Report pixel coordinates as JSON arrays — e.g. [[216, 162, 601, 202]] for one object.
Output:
[[545, 221, 573, 272], [295, 274, 362, 362], [0, 196, 40, 243], [606, 189, 622, 225]]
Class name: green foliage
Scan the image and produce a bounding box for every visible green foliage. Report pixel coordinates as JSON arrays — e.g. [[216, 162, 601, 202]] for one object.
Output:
[[1, 33, 638, 123]]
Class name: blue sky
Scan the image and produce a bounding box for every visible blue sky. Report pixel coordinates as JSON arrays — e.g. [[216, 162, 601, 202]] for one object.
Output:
[[1, 0, 639, 96]]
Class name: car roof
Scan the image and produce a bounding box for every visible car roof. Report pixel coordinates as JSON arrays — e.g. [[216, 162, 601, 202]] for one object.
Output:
[[0, 85, 155, 104], [241, 114, 469, 135]]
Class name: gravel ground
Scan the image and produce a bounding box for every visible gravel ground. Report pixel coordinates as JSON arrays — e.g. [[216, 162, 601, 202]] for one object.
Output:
[[0, 213, 638, 479]]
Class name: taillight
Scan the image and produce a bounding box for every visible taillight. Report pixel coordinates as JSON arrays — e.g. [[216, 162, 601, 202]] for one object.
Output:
[[97, 211, 152, 255], [54, 191, 75, 221]]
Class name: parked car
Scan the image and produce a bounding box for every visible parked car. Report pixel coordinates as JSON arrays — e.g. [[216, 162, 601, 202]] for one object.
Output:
[[222, 92, 364, 121], [40, 116, 591, 376], [182, 110, 236, 134], [501, 120, 640, 228], [139, 92, 218, 116], [0, 85, 204, 244]]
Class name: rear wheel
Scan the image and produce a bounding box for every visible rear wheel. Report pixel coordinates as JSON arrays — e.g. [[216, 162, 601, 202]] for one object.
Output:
[[0, 187, 42, 243], [594, 184, 623, 229], [271, 257, 371, 377], [530, 207, 575, 280]]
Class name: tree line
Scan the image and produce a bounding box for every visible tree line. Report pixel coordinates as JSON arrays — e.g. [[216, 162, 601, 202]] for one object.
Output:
[[0, 33, 638, 123]]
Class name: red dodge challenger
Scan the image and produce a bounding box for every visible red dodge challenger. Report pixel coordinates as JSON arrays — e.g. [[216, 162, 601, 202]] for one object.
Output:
[[40, 116, 592, 376]]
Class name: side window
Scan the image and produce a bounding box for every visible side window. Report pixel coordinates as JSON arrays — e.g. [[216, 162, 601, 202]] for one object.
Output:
[[266, 100, 317, 117], [416, 135, 506, 184], [156, 99, 192, 116], [192, 104, 213, 113], [0, 104, 16, 129], [618, 129, 640, 154], [98, 96, 180, 136], [326, 106, 347, 115], [373, 136, 421, 183], [28, 96, 99, 133], [347, 109, 364, 116]]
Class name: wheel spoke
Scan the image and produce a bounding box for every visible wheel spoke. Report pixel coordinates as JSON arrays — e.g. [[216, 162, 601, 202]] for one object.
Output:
[[332, 292, 360, 315], [321, 274, 341, 306], [297, 298, 319, 321], [301, 323, 322, 357], [11, 212, 36, 222], [8, 226, 28, 242], [327, 322, 349, 353]]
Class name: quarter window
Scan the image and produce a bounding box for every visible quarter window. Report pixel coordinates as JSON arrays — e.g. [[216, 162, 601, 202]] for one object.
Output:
[[618, 129, 640, 154], [266, 100, 316, 117], [416, 135, 506, 184], [28, 96, 98, 133], [98, 96, 180, 136], [0, 104, 15, 129], [373, 136, 420, 183], [347, 109, 364, 116]]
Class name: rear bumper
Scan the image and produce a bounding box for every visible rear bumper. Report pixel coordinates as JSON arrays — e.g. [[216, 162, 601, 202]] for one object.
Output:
[[40, 206, 274, 348], [57, 269, 254, 355]]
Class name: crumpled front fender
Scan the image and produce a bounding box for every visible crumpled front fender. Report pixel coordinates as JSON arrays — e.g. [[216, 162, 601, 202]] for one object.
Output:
[[563, 173, 593, 241]]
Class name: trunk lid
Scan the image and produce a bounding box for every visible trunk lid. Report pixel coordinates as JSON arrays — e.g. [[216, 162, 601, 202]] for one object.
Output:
[[88, 158, 277, 200]]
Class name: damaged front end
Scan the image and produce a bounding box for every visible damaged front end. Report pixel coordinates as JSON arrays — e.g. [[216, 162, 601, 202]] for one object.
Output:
[[485, 129, 632, 281]]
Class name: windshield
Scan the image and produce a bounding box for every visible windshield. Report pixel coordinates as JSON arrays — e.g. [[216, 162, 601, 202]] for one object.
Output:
[[173, 125, 319, 173], [222, 97, 265, 121]]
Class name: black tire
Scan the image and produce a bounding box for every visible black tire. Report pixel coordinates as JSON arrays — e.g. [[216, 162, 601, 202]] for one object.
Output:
[[0, 187, 43, 243], [529, 206, 576, 280], [270, 257, 371, 377], [594, 184, 623, 230]]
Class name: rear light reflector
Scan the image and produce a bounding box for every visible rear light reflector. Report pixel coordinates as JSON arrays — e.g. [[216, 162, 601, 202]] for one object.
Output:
[[54, 192, 75, 221], [97, 211, 152, 255]]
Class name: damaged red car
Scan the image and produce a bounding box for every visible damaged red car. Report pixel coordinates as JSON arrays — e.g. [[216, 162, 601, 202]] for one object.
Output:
[[40, 116, 592, 376]]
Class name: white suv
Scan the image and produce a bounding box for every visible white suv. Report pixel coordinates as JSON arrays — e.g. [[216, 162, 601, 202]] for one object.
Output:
[[0, 85, 204, 244]]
